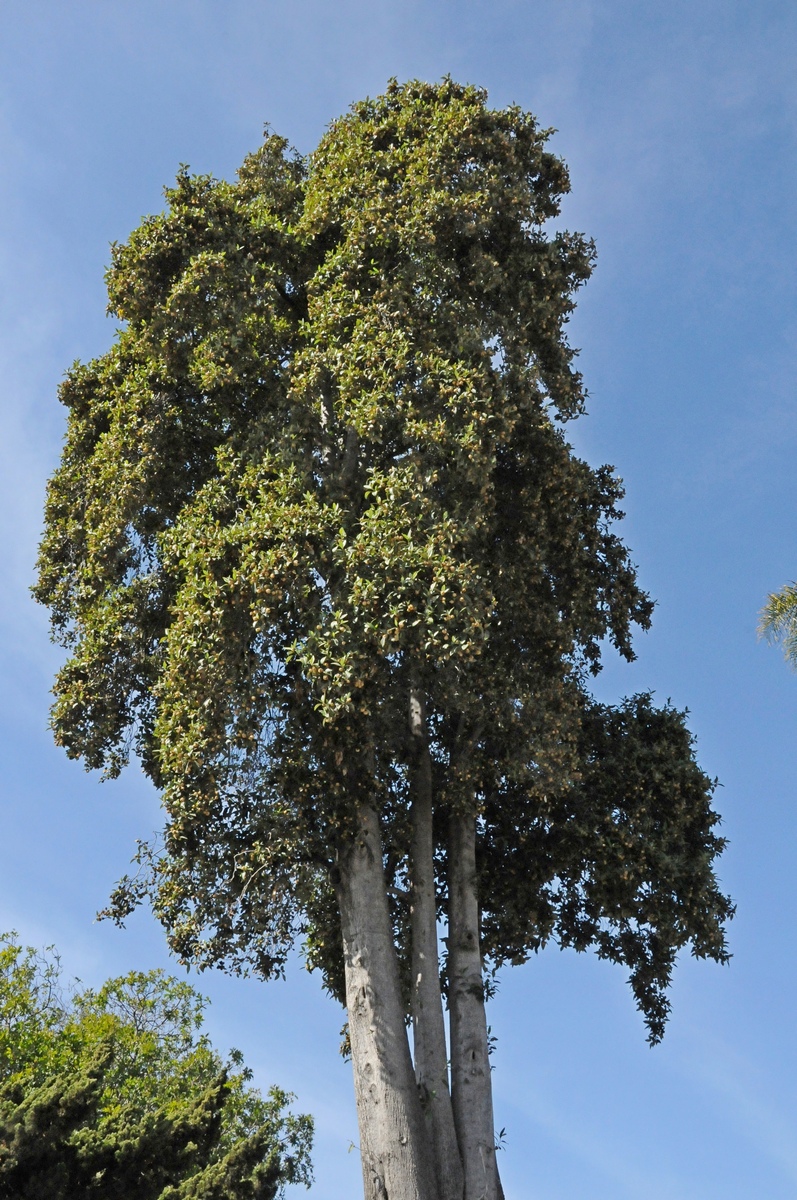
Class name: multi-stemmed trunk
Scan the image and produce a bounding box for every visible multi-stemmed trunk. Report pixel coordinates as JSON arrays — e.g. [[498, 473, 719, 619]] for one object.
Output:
[[409, 688, 465, 1200], [336, 800, 437, 1200], [335, 732, 499, 1200], [448, 805, 503, 1200]]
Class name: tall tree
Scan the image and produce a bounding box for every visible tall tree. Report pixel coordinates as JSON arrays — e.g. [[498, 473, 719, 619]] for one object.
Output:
[[0, 934, 312, 1199], [36, 79, 732, 1200]]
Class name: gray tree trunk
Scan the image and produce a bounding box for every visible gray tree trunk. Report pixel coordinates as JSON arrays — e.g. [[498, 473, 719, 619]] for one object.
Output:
[[409, 689, 465, 1200], [448, 807, 503, 1200], [336, 801, 437, 1200]]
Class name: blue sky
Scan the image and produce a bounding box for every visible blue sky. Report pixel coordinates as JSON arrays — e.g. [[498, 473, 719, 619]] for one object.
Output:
[[1, 2, 796, 1196]]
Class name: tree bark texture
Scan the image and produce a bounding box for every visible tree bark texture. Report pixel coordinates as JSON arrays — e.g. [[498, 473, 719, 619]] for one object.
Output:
[[448, 807, 502, 1200], [409, 689, 465, 1200], [336, 801, 437, 1200]]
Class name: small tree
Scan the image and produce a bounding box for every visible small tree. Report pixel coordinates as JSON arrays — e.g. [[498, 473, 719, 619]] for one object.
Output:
[[35, 79, 732, 1200], [0, 934, 312, 1199]]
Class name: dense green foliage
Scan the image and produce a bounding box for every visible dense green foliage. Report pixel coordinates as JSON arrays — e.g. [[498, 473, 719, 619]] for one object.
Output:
[[35, 78, 731, 1049], [0, 935, 312, 1199]]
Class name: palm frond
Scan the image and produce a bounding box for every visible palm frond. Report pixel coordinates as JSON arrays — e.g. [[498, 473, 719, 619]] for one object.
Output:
[[759, 582, 797, 666]]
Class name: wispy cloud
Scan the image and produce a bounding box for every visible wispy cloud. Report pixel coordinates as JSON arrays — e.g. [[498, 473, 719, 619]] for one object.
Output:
[[677, 1030, 797, 1187], [498, 1079, 694, 1200]]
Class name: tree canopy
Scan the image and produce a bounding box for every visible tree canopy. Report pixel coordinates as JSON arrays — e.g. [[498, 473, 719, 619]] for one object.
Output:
[[35, 79, 732, 1200], [0, 933, 312, 1200]]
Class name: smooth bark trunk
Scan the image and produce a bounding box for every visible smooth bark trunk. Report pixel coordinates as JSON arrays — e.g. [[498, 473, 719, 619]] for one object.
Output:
[[336, 801, 437, 1200], [448, 807, 502, 1200], [409, 689, 465, 1200]]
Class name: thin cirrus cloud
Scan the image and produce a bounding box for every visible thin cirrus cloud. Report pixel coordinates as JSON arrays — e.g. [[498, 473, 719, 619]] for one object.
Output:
[[679, 1032, 797, 1190]]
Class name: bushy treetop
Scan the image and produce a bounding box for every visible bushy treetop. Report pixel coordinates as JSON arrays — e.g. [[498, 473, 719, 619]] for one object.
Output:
[[0, 934, 312, 1199], [35, 79, 730, 1041]]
